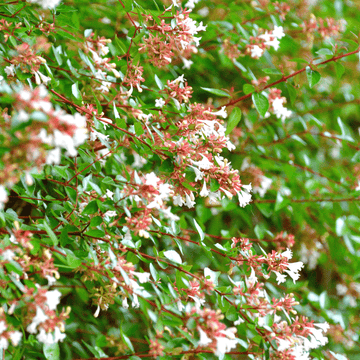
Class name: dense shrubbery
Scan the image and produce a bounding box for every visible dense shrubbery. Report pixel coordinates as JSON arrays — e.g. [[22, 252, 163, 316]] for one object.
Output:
[[0, 0, 360, 359]]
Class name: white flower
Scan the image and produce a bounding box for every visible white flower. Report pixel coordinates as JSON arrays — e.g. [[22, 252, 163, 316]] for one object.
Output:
[[198, 327, 212, 346], [189, 165, 204, 181], [17, 110, 30, 122], [191, 154, 212, 170], [188, 295, 205, 308], [212, 106, 228, 119], [132, 294, 140, 308], [185, 0, 200, 9], [185, 193, 195, 208], [259, 31, 272, 42], [132, 271, 151, 283], [122, 297, 129, 309], [45, 289, 61, 310], [220, 327, 237, 339], [155, 98, 165, 108], [171, 74, 186, 84], [214, 336, 238, 357], [27, 306, 49, 333], [19, 89, 32, 101], [94, 305, 101, 318], [282, 248, 293, 260], [355, 181, 360, 191], [277, 338, 292, 351], [274, 271, 287, 285], [45, 275, 57, 286], [273, 25, 285, 39], [104, 210, 117, 217], [314, 322, 330, 333], [245, 267, 257, 288], [0, 337, 9, 350], [220, 187, 233, 199], [250, 45, 263, 58], [182, 57, 194, 69], [173, 195, 184, 207], [336, 283, 348, 296], [28, 0, 62, 9], [234, 317, 245, 325], [46, 147, 61, 165], [200, 181, 209, 197], [35, 71, 51, 85], [265, 38, 280, 51], [284, 261, 304, 283], [0, 186, 8, 209], [105, 189, 114, 200], [1, 249, 15, 261], [306, 326, 328, 347], [226, 141, 236, 151], [237, 184, 252, 207], [272, 97, 292, 121], [145, 172, 160, 187], [90, 129, 109, 142], [37, 328, 54, 345], [9, 331, 22, 346], [4, 64, 15, 77], [53, 326, 66, 342], [101, 17, 111, 24], [253, 176, 272, 197], [0, 321, 7, 335], [242, 183, 252, 192], [161, 206, 180, 221], [208, 191, 221, 204], [177, 300, 185, 311], [96, 81, 112, 93]]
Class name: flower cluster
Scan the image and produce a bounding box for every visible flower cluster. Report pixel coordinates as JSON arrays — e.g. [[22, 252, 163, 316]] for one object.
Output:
[[0, 0, 349, 359], [139, 7, 206, 68], [246, 26, 286, 59], [266, 88, 292, 121], [26, 0, 62, 9]]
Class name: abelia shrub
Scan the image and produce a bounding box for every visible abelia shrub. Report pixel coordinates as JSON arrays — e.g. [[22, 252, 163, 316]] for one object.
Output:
[[0, 0, 359, 360]]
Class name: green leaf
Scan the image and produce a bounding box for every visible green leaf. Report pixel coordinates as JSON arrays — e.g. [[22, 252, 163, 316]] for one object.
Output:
[[65, 250, 82, 268], [120, 328, 134, 352], [81, 200, 98, 215], [200, 87, 231, 98], [193, 218, 205, 241], [226, 306, 238, 321], [262, 68, 282, 75], [114, 36, 127, 54], [252, 92, 269, 117], [163, 250, 182, 264], [306, 66, 321, 88], [334, 62, 345, 79], [43, 222, 58, 246], [71, 11, 80, 29], [43, 343, 60, 360], [150, 263, 159, 281], [56, 30, 78, 41], [316, 48, 333, 56], [225, 107, 241, 135], [274, 192, 289, 211], [71, 82, 81, 100], [159, 158, 174, 173], [286, 84, 297, 105], [243, 84, 255, 94], [154, 74, 164, 90], [52, 45, 63, 66]]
